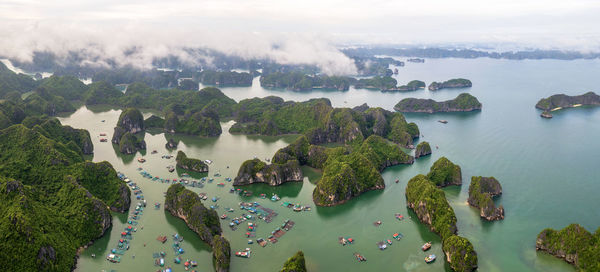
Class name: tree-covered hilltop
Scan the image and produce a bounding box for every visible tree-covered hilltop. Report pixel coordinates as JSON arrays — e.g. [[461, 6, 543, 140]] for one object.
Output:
[[394, 93, 482, 113], [165, 184, 231, 272], [0, 61, 39, 98], [355, 76, 397, 91], [395, 80, 426, 92], [231, 98, 420, 148], [176, 151, 209, 173], [281, 251, 307, 272], [535, 92, 600, 111], [0, 122, 130, 271], [428, 78, 472, 91], [468, 176, 504, 221], [260, 71, 355, 91], [427, 157, 462, 187], [197, 70, 253, 86], [536, 224, 600, 271], [38, 75, 89, 100], [111, 108, 147, 154], [405, 174, 478, 271], [415, 141, 432, 158], [233, 158, 303, 186]]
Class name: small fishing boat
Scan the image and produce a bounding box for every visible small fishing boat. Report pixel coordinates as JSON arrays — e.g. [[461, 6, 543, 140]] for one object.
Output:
[[425, 254, 436, 263], [217, 183, 225, 187], [293, 205, 303, 212], [151, 150, 158, 154], [101, 120, 105, 122], [106, 254, 121, 263], [271, 194, 280, 201], [220, 214, 228, 219], [99, 133, 107, 136], [235, 248, 251, 258], [212, 197, 218, 202], [422, 242, 432, 251], [395, 213, 404, 220], [100, 138, 107, 142], [377, 241, 387, 250], [395, 179, 399, 183], [137, 157, 146, 163], [204, 159, 212, 164], [393, 233, 403, 240], [387, 239, 393, 245], [174, 256, 181, 264], [354, 252, 366, 262], [438, 120, 448, 124], [373, 220, 382, 226]]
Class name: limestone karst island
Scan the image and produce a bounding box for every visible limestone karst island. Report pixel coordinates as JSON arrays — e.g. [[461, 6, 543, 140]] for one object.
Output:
[[1, 1, 599, 272]]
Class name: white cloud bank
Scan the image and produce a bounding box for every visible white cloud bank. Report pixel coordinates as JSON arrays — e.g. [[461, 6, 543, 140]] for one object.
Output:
[[1, 0, 599, 74]]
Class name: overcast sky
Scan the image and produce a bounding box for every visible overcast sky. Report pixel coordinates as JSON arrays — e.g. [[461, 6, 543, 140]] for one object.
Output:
[[1, 0, 599, 73]]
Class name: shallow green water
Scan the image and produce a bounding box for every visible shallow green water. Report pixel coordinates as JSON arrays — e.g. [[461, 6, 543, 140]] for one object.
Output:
[[62, 58, 600, 272]]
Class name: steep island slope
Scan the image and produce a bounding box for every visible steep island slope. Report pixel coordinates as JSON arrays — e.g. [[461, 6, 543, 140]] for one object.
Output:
[[394, 93, 482, 113]]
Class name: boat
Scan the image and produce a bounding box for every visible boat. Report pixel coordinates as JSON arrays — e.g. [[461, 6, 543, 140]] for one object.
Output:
[[174, 256, 181, 264], [395, 213, 404, 220], [151, 150, 158, 154], [167, 166, 175, 172], [425, 254, 436, 263], [101, 120, 105, 122], [377, 241, 387, 250], [137, 157, 146, 163], [395, 179, 399, 183], [392, 233, 403, 240], [422, 242, 432, 251], [99, 133, 107, 136], [217, 183, 225, 187], [106, 253, 121, 263], [373, 220, 382, 226], [293, 205, 303, 212], [271, 194, 280, 201], [235, 248, 251, 258], [220, 214, 228, 219], [387, 239, 393, 245], [100, 138, 107, 142], [438, 120, 448, 124], [353, 252, 366, 262], [204, 159, 212, 164]]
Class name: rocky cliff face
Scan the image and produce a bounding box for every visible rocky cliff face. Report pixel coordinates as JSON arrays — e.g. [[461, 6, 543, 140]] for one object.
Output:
[[165, 138, 178, 149], [176, 151, 208, 173], [535, 224, 594, 268], [234, 159, 303, 186], [118, 132, 146, 154], [468, 176, 504, 221], [415, 141, 432, 158]]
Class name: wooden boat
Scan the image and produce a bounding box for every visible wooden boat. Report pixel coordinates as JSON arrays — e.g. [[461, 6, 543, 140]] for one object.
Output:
[[395, 213, 404, 220], [387, 239, 393, 245], [99, 133, 107, 136], [438, 120, 448, 124], [425, 254, 436, 263], [373, 220, 382, 226], [106, 253, 121, 263], [137, 158, 146, 163], [100, 138, 107, 142], [392, 233, 403, 240], [353, 252, 366, 262], [220, 214, 228, 219], [422, 242, 432, 251]]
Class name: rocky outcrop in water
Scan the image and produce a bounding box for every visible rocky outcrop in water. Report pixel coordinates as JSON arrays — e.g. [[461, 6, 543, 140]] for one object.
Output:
[[394, 93, 482, 113], [281, 251, 307, 272], [415, 141, 432, 158], [536, 224, 600, 270], [212, 235, 231, 272], [176, 151, 208, 173], [536, 92, 600, 111], [428, 78, 472, 91], [165, 184, 230, 272], [427, 157, 462, 187], [115, 108, 144, 134], [468, 176, 504, 221], [165, 184, 222, 245], [443, 235, 478, 272], [234, 158, 303, 186], [118, 132, 146, 154]]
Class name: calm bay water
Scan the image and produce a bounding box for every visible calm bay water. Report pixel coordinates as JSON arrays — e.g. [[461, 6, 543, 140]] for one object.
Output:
[[61, 58, 600, 272]]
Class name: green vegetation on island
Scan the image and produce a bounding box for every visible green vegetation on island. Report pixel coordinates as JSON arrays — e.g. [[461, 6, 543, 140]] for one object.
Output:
[[535, 92, 600, 111], [415, 141, 432, 159], [198, 70, 253, 86], [427, 157, 462, 187], [111, 108, 146, 154], [405, 174, 478, 271], [260, 72, 355, 91], [233, 158, 303, 186], [428, 78, 472, 91], [468, 176, 504, 221], [0, 61, 38, 98], [394, 93, 482, 113], [281, 251, 307, 272], [0, 121, 130, 271], [396, 80, 426, 92], [536, 224, 600, 271], [176, 151, 209, 173], [165, 184, 231, 272]]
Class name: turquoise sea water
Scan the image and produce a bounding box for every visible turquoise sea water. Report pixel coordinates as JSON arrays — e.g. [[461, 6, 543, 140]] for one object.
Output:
[[62, 58, 600, 272]]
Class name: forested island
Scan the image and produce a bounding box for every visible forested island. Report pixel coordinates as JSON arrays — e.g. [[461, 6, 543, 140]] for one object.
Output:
[[111, 108, 146, 154], [165, 184, 231, 272], [535, 92, 600, 111], [0, 98, 130, 270], [176, 151, 209, 173], [468, 176, 504, 221], [394, 93, 482, 113], [233, 100, 419, 206], [405, 171, 478, 271], [536, 224, 600, 270], [428, 78, 472, 91], [280, 251, 307, 272]]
